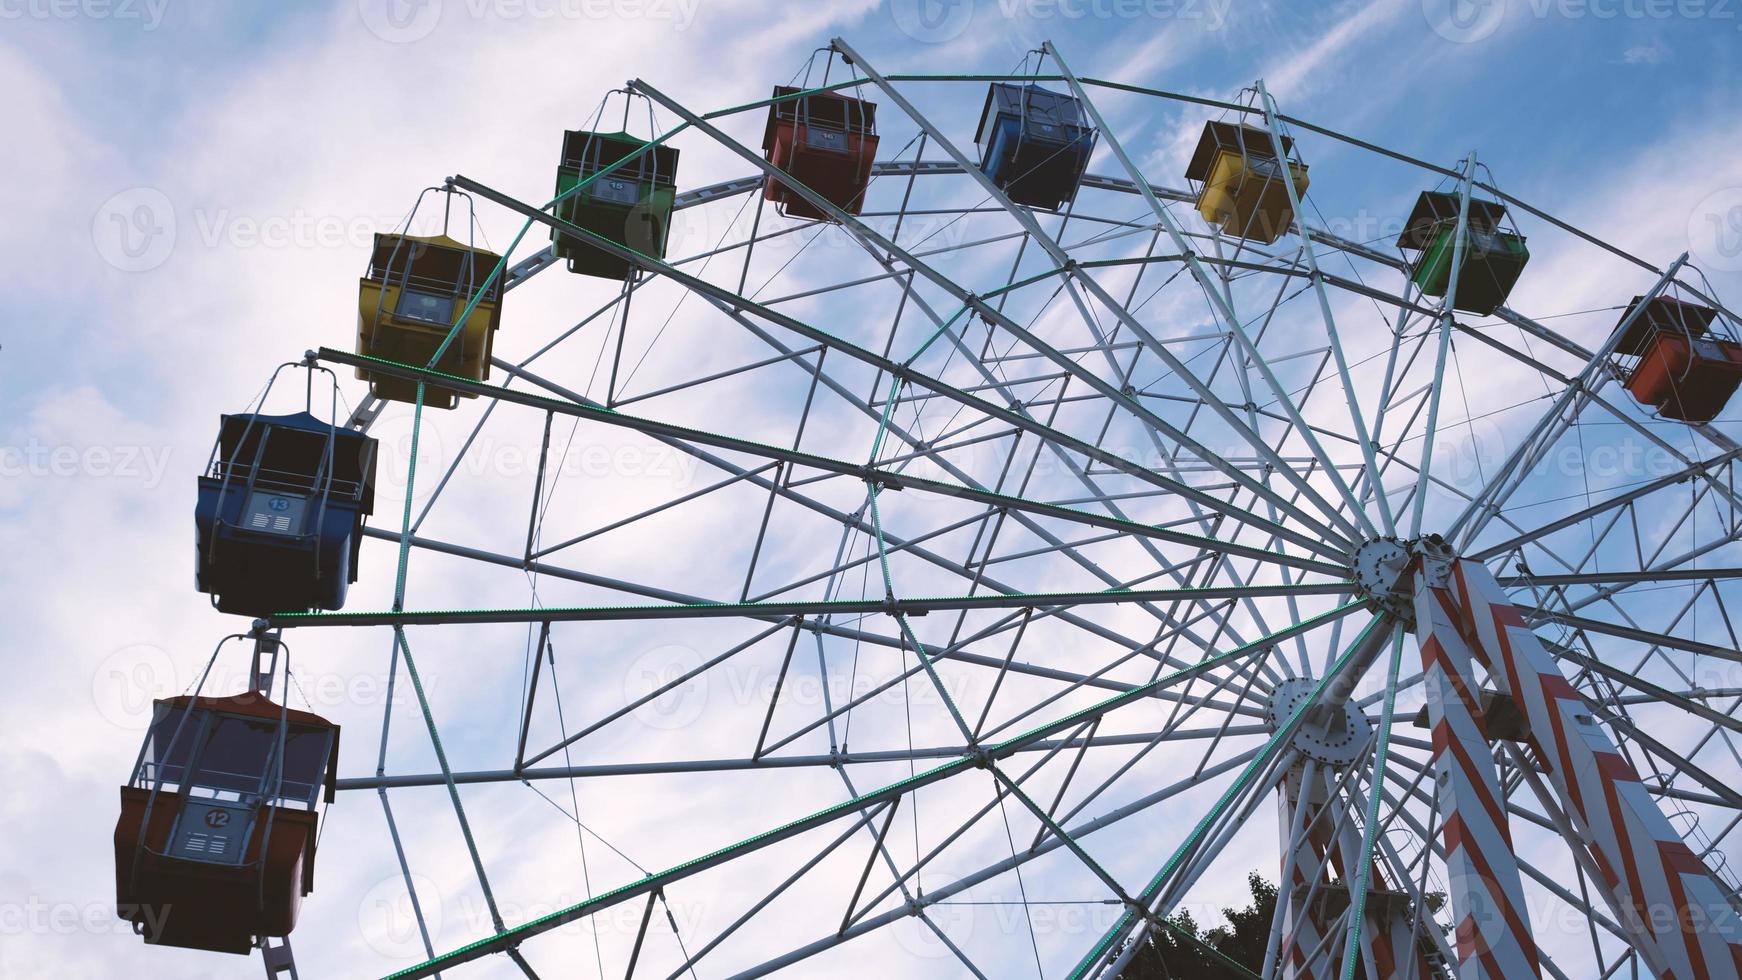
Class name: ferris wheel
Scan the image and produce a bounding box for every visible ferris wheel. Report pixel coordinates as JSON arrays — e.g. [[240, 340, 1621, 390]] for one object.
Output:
[[116, 35, 1742, 980]]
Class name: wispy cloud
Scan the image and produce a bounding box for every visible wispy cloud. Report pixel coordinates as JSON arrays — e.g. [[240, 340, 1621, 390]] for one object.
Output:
[[1619, 38, 1671, 64], [1257, 0, 1411, 102]]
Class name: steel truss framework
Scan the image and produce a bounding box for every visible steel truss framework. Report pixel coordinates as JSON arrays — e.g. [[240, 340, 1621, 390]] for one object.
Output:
[[255, 37, 1742, 980]]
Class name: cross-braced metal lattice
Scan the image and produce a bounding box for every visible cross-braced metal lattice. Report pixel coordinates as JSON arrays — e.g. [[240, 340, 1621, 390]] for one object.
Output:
[[258, 36, 1742, 980]]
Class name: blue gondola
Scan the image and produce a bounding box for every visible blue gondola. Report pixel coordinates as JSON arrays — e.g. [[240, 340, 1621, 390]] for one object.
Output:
[[195, 385, 376, 616], [974, 83, 1096, 211]]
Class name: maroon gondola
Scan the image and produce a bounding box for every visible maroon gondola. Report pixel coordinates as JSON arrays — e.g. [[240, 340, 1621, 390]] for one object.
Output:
[[115, 692, 339, 955]]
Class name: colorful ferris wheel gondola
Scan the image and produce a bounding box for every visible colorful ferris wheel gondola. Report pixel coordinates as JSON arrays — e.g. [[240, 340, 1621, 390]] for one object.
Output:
[[356, 188, 504, 408], [760, 49, 879, 220], [552, 89, 680, 279], [1611, 292, 1742, 423], [194, 360, 376, 617], [1396, 186, 1530, 315], [974, 60, 1096, 211], [1185, 117, 1311, 245], [115, 635, 339, 956]]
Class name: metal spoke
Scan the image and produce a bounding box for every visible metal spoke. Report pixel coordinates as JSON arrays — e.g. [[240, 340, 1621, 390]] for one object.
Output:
[[236, 47, 1742, 980]]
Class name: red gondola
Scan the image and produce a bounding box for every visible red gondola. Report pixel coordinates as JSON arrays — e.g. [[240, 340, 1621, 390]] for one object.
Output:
[[115, 691, 339, 954], [762, 84, 879, 220], [1612, 295, 1742, 424]]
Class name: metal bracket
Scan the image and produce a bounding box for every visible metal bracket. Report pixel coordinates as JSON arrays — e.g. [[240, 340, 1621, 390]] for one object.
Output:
[[259, 935, 299, 979], [1411, 533, 1455, 588], [345, 393, 386, 433], [249, 630, 282, 695]]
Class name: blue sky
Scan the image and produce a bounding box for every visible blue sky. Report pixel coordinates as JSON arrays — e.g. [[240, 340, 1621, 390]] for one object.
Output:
[[6, 0, 1742, 423], [4, 1, 1742, 977]]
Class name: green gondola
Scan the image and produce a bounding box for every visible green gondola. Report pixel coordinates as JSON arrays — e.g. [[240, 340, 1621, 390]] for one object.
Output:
[[553, 130, 679, 280], [1397, 190, 1528, 316]]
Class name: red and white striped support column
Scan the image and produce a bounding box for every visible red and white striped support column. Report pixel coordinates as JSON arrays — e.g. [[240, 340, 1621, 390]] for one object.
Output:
[[1328, 803, 1385, 979], [1278, 767, 1334, 980], [1277, 764, 1439, 979], [1414, 564, 1544, 978], [1384, 900, 1442, 980], [1450, 558, 1742, 978], [1325, 787, 1435, 980]]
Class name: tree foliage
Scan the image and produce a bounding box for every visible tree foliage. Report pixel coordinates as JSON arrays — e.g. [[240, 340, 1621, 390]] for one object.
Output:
[[1117, 872, 1284, 979]]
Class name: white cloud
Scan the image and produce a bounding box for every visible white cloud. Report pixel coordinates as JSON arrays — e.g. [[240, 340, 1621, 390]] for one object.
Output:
[[5, 4, 1742, 979]]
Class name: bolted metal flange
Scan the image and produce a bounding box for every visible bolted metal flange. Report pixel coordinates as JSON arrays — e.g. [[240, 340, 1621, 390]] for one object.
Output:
[[1264, 677, 1373, 767], [1351, 536, 1414, 623], [1348, 533, 1456, 628]]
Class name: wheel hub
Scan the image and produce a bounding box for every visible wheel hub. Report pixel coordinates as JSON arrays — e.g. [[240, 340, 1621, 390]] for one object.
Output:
[[1348, 533, 1455, 626], [1264, 677, 1372, 767]]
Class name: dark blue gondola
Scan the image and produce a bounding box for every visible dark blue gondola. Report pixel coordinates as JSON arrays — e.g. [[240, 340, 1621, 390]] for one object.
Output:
[[974, 83, 1096, 211], [195, 403, 376, 617]]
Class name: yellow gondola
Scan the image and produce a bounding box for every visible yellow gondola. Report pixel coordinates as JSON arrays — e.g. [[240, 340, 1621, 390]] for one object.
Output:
[[1185, 120, 1310, 245], [356, 232, 503, 409]]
